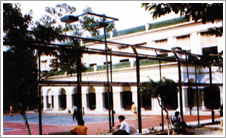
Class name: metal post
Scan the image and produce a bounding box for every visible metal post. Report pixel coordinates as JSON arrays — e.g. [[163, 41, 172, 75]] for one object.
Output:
[[209, 64, 214, 123], [136, 56, 142, 133], [185, 52, 192, 115], [103, 14, 112, 132], [195, 64, 200, 125], [110, 51, 114, 127], [178, 60, 184, 120], [38, 52, 42, 135], [77, 46, 83, 124], [158, 60, 164, 131]]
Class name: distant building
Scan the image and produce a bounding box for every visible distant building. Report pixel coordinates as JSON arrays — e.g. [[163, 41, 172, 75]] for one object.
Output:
[[40, 17, 223, 114]]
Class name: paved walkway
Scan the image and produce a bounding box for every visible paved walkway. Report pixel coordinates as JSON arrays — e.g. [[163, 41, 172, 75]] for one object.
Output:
[[3, 112, 221, 135]]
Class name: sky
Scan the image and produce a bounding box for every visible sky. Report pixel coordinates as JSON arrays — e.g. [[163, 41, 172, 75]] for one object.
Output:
[[18, 1, 180, 31], [2, 1, 181, 51]]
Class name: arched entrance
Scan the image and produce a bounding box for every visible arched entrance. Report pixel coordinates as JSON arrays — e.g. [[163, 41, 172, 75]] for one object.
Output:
[[87, 86, 96, 110], [204, 86, 220, 109], [141, 93, 152, 110], [104, 86, 113, 110], [72, 88, 78, 106], [121, 84, 132, 110], [47, 89, 53, 109], [59, 88, 66, 110]]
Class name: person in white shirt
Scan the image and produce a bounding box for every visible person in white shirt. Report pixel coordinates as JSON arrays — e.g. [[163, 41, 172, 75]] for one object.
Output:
[[171, 111, 190, 134], [113, 115, 130, 135], [72, 105, 78, 121]]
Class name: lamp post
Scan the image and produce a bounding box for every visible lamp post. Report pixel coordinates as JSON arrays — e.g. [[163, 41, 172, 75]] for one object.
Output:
[[61, 14, 83, 125], [172, 47, 184, 121], [61, 12, 118, 132]]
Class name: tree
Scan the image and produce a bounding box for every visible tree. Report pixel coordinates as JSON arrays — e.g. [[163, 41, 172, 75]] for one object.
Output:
[[33, 4, 116, 77], [140, 77, 177, 135], [142, 3, 223, 36], [3, 3, 37, 135]]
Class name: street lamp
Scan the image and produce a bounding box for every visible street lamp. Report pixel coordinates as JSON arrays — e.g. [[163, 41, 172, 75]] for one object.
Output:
[[61, 12, 118, 132], [60, 13, 87, 125], [90, 13, 118, 132]]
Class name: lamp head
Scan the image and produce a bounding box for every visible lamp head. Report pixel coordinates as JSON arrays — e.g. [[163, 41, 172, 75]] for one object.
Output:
[[61, 15, 79, 23]]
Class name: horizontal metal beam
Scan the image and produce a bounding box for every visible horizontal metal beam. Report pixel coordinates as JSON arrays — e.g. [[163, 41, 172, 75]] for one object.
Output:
[[38, 80, 223, 87], [38, 80, 137, 86]]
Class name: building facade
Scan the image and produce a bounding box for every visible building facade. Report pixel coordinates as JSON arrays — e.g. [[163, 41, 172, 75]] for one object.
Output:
[[40, 18, 224, 114]]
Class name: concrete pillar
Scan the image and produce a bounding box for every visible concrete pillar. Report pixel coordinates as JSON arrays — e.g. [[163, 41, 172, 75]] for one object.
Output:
[[131, 87, 138, 105], [177, 87, 189, 112], [113, 87, 122, 112], [82, 86, 88, 112], [53, 88, 60, 110], [95, 87, 104, 112], [200, 89, 206, 110], [65, 87, 73, 111], [182, 87, 189, 111], [190, 32, 202, 55], [168, 36, 176, 49], [43, 95, 48, 110], [219, 86, 223, 106]]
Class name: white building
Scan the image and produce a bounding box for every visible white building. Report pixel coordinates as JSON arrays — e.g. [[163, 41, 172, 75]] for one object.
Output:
[[39, 17, 223, 115]]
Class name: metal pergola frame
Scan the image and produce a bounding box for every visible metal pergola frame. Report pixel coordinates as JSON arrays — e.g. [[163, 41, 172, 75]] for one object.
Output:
[[3, 33, 223, 134]]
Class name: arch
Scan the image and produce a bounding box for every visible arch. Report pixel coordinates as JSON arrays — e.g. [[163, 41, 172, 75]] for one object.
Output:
[[200, 75, 222, 84], [121, 83, 131, 91], [59, 88, 66, 110], [87, 86, 96, 110], [72, 87, 78, 106], [47, 89, 53, 109], [73, 87, 77, 94], [188, 78, 195, 83], [104, 86, 113, 109], [121, 83, 132, 110], [88, 86, 96, 93], [184, 74, 196, 83], [203, 86, 220, 109]]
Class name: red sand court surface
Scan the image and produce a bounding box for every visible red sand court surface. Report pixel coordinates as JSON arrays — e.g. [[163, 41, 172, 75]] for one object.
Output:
[[3, 112, 221, 135]]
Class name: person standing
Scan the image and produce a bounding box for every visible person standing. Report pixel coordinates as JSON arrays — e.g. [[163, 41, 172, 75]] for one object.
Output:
[[9, 105, 13, 117], [73, 105, 78, 121], [131, 102, 137, 120]]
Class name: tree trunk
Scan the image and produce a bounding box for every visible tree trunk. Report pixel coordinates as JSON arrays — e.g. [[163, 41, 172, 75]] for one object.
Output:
[[157, 97, 171, 135], [166, 112, 170, 135], [23, 113, 31, 135]]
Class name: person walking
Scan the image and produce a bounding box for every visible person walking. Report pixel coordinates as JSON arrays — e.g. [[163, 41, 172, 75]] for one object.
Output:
[[131, 102, 137, 120], [9, 105, 13, 117], [72, 105, 78, 121]]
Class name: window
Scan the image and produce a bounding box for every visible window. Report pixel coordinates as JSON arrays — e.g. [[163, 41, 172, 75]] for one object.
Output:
[[154, 39, 167, 48], [202, 46, 218, 56], [201, 32, 217, 47], [120, 59, 129, 63], [176, 34, 190, 49], [89, 63, 97, 67]]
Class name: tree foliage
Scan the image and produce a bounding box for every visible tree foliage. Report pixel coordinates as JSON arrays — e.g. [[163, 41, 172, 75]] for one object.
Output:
[[140, 77, 177, 110], [142, 3, 223, 36], [3, 3, 38, 110], [140, 77, 177, 135], [3, 2, 118, 110]]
